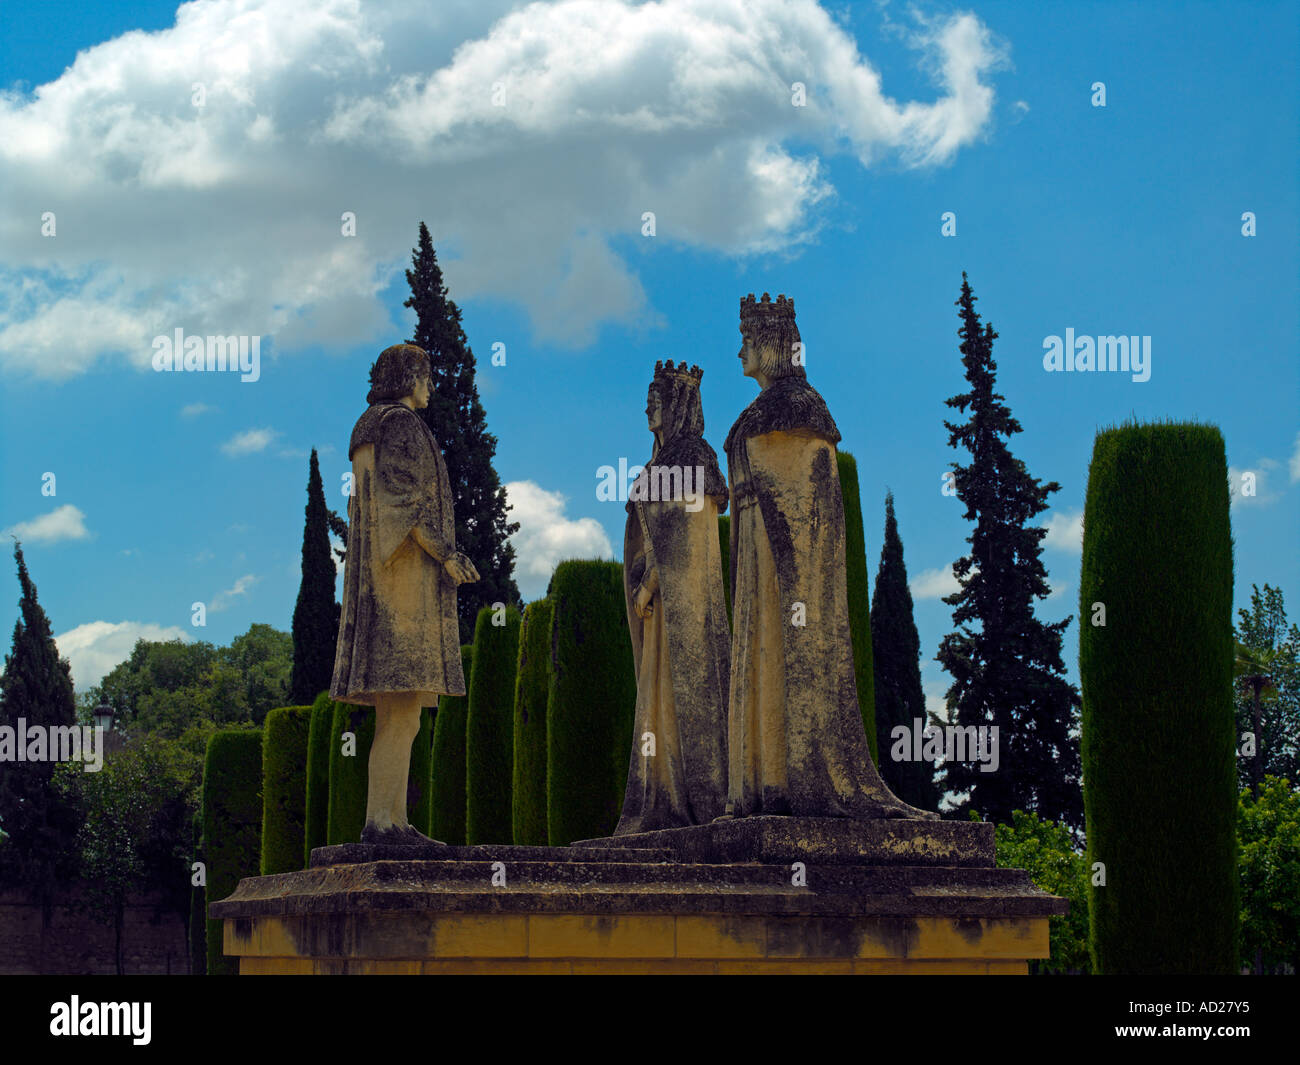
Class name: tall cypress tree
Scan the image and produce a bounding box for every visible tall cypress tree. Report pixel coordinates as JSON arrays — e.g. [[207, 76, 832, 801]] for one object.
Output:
[[405, 221, 521, 643], [936, 274, 1082, 830], [289, 448, 339, 704], [0, 541, 81, 926], [870, 491, 938, 810]]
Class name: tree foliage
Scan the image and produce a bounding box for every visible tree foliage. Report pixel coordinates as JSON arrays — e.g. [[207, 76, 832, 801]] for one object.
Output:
[[1238, 777, 1300, 974], [936, 274, 1082, 829], [289, 448, 340, 705], [405, 220, 520, 643]]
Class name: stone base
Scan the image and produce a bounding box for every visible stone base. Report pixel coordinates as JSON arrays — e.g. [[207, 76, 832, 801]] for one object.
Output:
[[210, 818, 1067, 974]]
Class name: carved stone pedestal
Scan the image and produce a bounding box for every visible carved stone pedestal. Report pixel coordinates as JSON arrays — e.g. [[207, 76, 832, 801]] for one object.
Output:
[[209, 818, 1066, 974]]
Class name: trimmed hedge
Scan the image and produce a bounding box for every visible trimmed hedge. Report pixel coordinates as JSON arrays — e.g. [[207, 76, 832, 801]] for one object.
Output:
[[466, 605, 522, 843], [189, 810, 205, 975], [430, 646, 474, 844], [326, 701, 374, 845], [547, 560, 636, 845], [260, 705, 312, 875], [202, 728, 262, 976], [1080, 420, 1237, 974], [513, 598, 554, 845], [408, 705, 435, 836], [838, 450, 878, 764], [303, 692, 333, 863]]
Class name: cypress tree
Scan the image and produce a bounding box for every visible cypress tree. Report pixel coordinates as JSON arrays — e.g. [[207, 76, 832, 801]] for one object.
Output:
[[259, 706, 312, 875], [837, 451, 878, 764], [871, 491, 938, 810], [936, 274, 1082, 830], [202, 729, 262, 976], [303, 692, 333, 863], [430, 646, 474, 844], [466, 605, 521, 843], [547, 561, 636, 845], [1080, 421, 1237, 973], [0, 541, 81, 925], [513, 598, 553, 845], [289, 448, 338, 705], [325, 703, 374, 845], [405, 221, 521, 644]]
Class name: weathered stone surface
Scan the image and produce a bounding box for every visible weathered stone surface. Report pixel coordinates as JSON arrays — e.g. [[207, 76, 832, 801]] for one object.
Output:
[[575, 815, 993, 866], [617, 359, 730, 834], [725, 294, 935, 820]]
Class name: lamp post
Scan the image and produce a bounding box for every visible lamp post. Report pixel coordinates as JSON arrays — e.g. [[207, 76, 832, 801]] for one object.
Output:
[[93, 699, 122, 755]]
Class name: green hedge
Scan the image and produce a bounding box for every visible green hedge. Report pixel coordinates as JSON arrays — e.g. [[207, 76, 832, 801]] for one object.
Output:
[[260, 705, 312, 875], [430, 646, 474, 844], [513, 598, 554, 845], [408, 704, 435, 836], [326, 701, 374, 845], [202, 729, 262, 975], [547, 560, 636, 845], [189, 810, 205, 975], [303, 692, 333, 864], [466, 605, 522, 843], [838, 451, 878, 764], [1080, 420, 1237, 974]]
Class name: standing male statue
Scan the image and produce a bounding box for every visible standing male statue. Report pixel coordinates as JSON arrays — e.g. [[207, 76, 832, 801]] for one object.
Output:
[[722, 294, 935, 821], [331, 343, 480, 844]]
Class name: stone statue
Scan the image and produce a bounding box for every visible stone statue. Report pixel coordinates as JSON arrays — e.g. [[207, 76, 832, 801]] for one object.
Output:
[[721, 294, 936, 821], [331, 343, 480, 844], [615, 361, 731, 833]]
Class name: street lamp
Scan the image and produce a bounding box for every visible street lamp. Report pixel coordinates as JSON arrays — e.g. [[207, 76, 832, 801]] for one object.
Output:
[[93, 699, 114, 734]]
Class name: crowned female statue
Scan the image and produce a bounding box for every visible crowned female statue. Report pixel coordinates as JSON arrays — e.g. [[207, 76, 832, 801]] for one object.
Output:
[[615, 361, 731, 834], [723, 294, 936, 820]]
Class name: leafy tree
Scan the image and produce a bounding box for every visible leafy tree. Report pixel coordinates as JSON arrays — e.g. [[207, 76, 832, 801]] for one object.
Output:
[[0, 541, 82, 930], [289, 448, 340, 705], [1237, 777, 1300, 975], [988, 809, 1091, 974], [405, 220, 520, 643], [53, 739, 193, 975], [936, 274, 1082, 830], [1233, 584, 1299, 794], [871, 491, 938, 810]]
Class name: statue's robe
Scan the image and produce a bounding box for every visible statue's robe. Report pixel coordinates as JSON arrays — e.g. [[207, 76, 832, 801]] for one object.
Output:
[[615, 477, 731, 834], [331, 402, 465, 705], [724, 376, 935, 819]]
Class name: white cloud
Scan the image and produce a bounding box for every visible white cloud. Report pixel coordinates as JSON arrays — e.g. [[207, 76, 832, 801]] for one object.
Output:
[[1041, 509, 1083, 553], [1046, 579, 1068, 600], [504, 480, 614, 599], [180, 402, 215, 417], [2, 504, 90, 544], [209, 573, 258, 612], [1289, 432, 1300, 483], [0, 0, 1004, 375], [1228, 463, 1279, 507], [221, 427, 278, 455], [910, 562, 964, 600], [54, 619, 190, 691]]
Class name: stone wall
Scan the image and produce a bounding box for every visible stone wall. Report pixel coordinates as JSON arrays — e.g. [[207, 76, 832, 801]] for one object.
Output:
[[0, 889, 190, 975]]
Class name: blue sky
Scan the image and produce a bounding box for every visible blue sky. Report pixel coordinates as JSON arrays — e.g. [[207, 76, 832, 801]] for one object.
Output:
[[1, 0, 1296, 723]]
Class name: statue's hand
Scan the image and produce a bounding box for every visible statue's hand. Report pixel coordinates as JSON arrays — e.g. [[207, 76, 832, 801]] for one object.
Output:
[[634, 582, 655, 618], [444, 553, 479, 585]]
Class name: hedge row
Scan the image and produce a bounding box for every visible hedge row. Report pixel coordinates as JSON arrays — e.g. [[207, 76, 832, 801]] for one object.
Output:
[[202, 729, 262, 976]]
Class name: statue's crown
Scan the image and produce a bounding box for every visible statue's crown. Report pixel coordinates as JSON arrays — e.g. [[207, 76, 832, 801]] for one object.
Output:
[[653, 359, 703, 385], [740, 291, 795, 324]]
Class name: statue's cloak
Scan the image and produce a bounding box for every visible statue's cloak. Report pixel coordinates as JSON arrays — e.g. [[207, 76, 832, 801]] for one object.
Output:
[[615, 387, 730, 833], [331, 403, 465, 705], [724, 375, 933, 818]]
